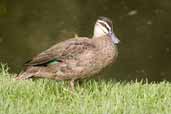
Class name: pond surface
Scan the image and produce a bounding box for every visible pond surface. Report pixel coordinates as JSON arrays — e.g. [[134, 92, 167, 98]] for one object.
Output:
[[0, 0, 171, 81]]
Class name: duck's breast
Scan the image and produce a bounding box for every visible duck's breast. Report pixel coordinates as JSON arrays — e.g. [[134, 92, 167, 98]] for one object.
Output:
[[93, 37, 118, 69]]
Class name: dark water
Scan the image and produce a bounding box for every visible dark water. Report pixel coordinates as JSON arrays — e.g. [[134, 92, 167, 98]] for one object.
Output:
[[0, 0, 171, 81]]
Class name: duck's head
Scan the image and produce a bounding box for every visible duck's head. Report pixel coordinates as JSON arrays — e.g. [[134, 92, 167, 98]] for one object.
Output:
[[93, 16, 120, 44]]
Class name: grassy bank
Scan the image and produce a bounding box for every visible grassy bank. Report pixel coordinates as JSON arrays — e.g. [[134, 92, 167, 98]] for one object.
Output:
[[0, 64, 171, 114]]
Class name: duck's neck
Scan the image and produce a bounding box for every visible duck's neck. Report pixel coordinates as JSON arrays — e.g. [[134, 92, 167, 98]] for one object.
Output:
[[92, 35, 114, 49]]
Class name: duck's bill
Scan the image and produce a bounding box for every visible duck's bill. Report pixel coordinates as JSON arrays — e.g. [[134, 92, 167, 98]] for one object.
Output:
[[111, 33, 120, 44]]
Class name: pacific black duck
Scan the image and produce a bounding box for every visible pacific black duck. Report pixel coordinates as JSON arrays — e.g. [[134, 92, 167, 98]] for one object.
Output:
[[16, 17, 120, 89]]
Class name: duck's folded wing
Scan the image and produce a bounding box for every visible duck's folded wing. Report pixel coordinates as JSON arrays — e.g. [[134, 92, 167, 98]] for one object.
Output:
[[24, 38, 96, 66]]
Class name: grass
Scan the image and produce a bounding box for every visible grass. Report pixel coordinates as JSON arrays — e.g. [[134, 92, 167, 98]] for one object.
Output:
[[0, 64, 171, 114]]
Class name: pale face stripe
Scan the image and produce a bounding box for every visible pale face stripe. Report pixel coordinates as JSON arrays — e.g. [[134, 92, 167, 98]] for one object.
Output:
[[93, 19, 113, 38], [97, 20, 111, 32], [96, 23, 108, 34]]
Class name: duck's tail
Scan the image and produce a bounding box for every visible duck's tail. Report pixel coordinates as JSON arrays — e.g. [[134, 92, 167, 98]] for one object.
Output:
[[15, 71, 33, 80]]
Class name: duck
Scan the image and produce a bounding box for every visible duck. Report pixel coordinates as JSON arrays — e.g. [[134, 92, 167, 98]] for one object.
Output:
[[16, 16, 120, 89]]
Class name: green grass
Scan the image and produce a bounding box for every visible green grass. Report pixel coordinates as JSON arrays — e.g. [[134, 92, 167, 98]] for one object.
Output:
[[0, 64, 171, 114]]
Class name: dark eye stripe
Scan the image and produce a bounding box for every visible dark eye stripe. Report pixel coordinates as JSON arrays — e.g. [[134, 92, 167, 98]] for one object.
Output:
[[98, 17, 113, 30], [105, 21, 112, 29], [98, 22, 110, 31]]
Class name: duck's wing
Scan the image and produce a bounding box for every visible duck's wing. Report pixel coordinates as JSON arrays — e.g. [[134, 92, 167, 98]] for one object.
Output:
[[25, 38, 96, 66]]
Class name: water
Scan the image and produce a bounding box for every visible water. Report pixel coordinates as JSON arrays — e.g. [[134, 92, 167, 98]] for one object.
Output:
[[0, 0, 171, 81]]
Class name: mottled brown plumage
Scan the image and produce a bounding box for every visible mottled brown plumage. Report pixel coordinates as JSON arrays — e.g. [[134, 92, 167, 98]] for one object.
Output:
[[16, 17, 120, 89]]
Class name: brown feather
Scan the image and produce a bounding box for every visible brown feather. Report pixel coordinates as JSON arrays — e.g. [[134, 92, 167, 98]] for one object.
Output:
[[24, 37, 95, 66], [16, 35, 118, 82]]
